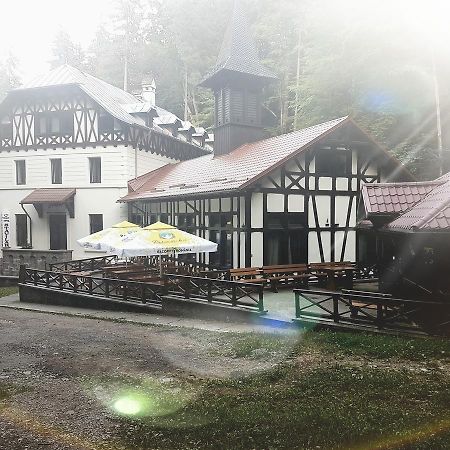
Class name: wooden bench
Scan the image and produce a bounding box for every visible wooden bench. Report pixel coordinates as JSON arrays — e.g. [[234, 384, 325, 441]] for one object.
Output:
[[342, 290, 392, 318], [262, 264, 312, 292], [229, 268, 267, 284]]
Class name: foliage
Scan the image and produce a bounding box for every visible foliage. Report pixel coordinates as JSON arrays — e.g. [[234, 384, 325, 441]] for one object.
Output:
[[0, 54, 20, 100], [50, 30, 87, 70], [22, 0, 450, 178]]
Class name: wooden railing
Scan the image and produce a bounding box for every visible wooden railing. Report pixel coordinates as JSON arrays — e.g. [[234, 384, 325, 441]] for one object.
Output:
[[164, 274, 265, 313], [294, 288, 450, 335], [20, 267, 163, 306], [49, 255, 118, 273], [19, 267, 265, 313]]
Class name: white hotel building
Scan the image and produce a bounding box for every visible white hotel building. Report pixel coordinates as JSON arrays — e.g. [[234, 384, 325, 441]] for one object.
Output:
[[0, 65, 211, 269]]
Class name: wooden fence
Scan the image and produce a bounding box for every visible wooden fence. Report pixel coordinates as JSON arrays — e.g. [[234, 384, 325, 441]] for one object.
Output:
[[294, 288, 450, 335], [19, 267, 265, 313], [49, 255, 118, 273]]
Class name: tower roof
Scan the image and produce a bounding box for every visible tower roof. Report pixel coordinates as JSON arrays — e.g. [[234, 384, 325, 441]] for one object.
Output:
[[200, 1, 277, 88]]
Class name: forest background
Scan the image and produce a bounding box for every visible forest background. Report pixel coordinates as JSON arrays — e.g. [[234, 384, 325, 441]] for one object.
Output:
[[0, 0, 449, 179]]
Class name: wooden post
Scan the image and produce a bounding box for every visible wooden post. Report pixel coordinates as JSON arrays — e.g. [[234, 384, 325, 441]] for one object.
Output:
[[295, 291, 301, 319], [333, 294, 340, 323], [18, 265, 26, 284]]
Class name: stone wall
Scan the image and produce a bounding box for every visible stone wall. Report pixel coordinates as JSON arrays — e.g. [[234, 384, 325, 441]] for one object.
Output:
[[1, 249, 73, 276]]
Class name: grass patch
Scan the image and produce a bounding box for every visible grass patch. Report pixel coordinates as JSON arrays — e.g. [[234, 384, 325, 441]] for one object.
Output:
[[207, 328, 450, 362], [209, 333, 298, 359], [116, 365, 450, 450], [302, 329, 450, 361], [0, 286, 18, 298]]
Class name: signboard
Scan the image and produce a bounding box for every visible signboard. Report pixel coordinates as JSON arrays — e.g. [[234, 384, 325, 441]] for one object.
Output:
[[1, 211, 11, 248]]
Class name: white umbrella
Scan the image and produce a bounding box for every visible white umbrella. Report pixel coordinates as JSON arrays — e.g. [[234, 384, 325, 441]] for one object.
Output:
[[108, 222, 218, 258], [77, 221, 141, 252]]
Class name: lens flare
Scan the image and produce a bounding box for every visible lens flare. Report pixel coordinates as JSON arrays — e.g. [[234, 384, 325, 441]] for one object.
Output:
[[112, 396, 145, 417]]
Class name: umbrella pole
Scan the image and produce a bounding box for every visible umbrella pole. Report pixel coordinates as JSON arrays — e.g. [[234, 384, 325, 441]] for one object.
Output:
[[159, 255, 163, 278]]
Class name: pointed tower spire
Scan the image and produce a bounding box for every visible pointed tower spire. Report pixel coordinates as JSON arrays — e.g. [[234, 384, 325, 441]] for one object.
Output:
[[200, 1, 277, 156], [201, 0, 276, 88]]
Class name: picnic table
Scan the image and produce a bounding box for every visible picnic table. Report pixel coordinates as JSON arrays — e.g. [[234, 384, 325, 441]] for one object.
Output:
[[310, 263, 355, 290], [262, 264, 311, 292]]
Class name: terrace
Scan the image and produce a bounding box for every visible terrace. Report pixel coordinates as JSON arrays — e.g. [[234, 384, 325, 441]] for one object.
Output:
[[17, 254, 450, 336]]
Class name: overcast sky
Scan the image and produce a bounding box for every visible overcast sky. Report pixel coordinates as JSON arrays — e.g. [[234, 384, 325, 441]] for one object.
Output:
[[0, 0, 112, 82]]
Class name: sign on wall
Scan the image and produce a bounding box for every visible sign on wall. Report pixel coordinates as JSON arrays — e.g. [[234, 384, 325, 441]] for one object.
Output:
[[1, 211, 11, 248]]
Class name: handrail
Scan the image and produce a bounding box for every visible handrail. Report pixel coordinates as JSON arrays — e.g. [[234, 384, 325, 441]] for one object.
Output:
[[163, 273, 265, 312], [293, 288, 450, 335], [49, 255, 118, 272], [19, 267, 264, 313]]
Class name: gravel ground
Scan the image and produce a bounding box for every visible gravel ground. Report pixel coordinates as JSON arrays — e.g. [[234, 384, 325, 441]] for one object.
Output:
[[0, 308, 297, 450]]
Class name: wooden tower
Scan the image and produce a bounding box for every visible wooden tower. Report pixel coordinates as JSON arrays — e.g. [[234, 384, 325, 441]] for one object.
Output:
[[200, 1, 277, 156]]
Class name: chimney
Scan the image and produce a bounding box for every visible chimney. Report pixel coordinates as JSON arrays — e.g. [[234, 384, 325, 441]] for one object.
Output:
[[141, 77, 156, 106]]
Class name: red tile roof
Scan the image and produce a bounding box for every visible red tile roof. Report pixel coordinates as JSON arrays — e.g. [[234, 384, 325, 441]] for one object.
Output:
[[21, 188, 76, 204], [122, 117, 350, 201], [361, 181, 441, 216], [121, 116, 410, 203], [386, 176, 450, 231]]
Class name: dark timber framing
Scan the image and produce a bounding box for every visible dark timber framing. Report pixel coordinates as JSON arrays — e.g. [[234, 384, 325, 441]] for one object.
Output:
[[126, 127, 400, 269], [0, 86, 208, 161]]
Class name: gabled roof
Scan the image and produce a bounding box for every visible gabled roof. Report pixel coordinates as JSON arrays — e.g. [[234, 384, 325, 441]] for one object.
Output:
[[386, 174, 450, 232], [120, 116, 408, 202], [361, 181, 441, 217], [15, 65, 143, 128], [200, 1, 277, 87]]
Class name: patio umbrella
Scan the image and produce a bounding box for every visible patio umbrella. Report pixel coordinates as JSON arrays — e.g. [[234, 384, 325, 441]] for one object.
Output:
[[108, 222, 218, 259], [77, 221, 141, 252]]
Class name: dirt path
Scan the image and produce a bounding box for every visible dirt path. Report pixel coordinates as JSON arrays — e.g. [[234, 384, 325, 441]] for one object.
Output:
[[0, 308, 297, 450], [0, 308, 448, 450]]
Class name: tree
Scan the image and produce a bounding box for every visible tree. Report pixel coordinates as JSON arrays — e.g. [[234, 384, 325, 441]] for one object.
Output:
[[50, 30, 86, 69], [0, 54, 21, 100]]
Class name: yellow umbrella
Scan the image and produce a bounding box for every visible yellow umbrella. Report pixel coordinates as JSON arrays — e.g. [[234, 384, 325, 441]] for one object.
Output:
[[107, 222, 218, 275], [109, 222, 218, 257], [77, 221, 141, 252]]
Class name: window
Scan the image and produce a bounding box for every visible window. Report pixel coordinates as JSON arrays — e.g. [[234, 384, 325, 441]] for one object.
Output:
[[0, 116, 12, 140], [36, 115, 47, 136], [98, 112, 114, 134], [98, 112, 121, 134], [315, 148, 351, 176], [15, 160, 26, 185], [89, 157, 101, 184], [35, 112, 73, 136], [16, 214, 28, 247], [51, 159, 62, 184], [89, 214, 103, 234], [60, 111, 74, 135]]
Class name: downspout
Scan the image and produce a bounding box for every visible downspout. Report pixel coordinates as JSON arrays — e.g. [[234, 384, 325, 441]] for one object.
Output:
[[20, 204, 33, 248]]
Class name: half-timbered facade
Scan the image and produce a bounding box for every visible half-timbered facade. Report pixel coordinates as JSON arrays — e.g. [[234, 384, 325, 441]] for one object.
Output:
[[0, 65, 210, 260], [120, 3, 411, 270], [121, 117, 411, 269]]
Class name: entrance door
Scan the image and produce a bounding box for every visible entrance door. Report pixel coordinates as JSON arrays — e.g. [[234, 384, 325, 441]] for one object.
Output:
[[49, 215, 67, 250]]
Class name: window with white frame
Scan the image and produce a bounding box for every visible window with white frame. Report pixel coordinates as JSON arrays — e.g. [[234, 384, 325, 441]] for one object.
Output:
[[89, 157, 101, 184], [51, 158, 62, 184], [15, 160, 26, 185]]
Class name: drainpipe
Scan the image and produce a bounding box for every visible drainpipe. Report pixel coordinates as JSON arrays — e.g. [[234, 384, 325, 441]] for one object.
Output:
[[20, 204, 33, 248]]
